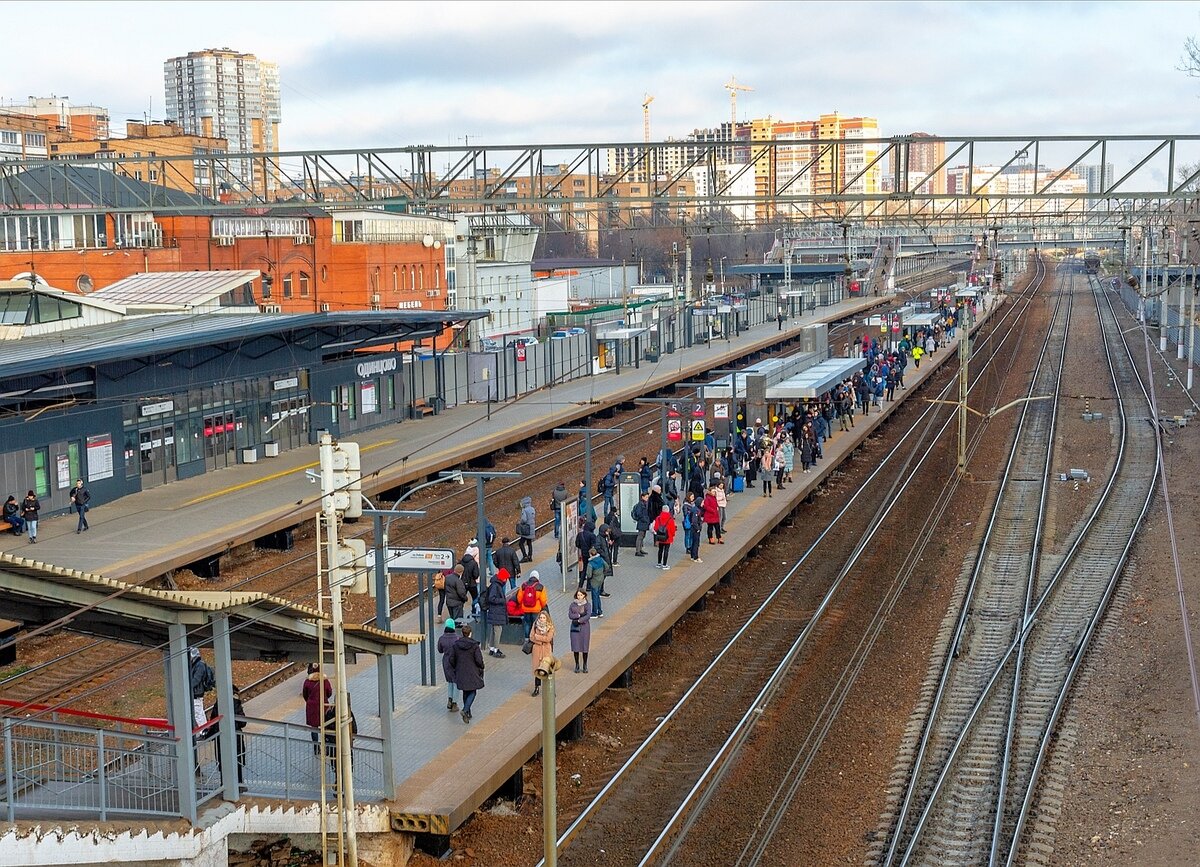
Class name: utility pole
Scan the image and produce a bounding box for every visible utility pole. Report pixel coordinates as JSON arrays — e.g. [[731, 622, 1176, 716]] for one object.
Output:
[[684, 235, 693, 304], [957, 316, 970, 477], [538, 656, 561, 867]]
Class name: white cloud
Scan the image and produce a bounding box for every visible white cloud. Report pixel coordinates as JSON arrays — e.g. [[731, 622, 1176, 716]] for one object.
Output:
[[2, 0, 1198, 149]]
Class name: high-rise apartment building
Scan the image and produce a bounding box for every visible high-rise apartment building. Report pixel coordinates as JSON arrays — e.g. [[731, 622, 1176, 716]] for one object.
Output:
[[1078, 163, 1114, 194], [0, 96, 110, 140], [163, 48, 281, 193]]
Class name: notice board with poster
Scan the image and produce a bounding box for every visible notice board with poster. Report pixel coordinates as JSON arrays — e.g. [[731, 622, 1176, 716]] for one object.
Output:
[[56, 454, 71, 489], [86, 434, 114, 482], [560, 498, 579, 592]]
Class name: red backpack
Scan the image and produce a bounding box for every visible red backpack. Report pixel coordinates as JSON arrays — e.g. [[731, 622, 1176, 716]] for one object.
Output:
[[520, 582, 540, 610]]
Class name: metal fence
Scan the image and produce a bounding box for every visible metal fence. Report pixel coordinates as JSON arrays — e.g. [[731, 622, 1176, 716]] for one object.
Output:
[[1, 712, 387, 821]]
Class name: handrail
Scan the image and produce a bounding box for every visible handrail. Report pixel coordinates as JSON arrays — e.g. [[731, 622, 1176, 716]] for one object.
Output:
[[0, 697, 174, 731]]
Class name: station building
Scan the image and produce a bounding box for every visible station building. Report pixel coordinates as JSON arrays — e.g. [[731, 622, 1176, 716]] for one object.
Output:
[[0, 271, 484, 515]]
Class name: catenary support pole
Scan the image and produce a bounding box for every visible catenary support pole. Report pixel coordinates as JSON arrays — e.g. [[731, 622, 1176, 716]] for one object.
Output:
[[542, 667, 558, 867]]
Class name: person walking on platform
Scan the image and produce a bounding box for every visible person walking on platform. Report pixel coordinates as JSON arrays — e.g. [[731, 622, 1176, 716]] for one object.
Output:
[[632, 492, 651, 556], [518, 570, 548, 639], [516, 496, 536, 562], [448, 624, 485, 724], [3, 496, 24, 536], [550, 480, 569, 539], [21, 490, 39, 543], [69, 479, 90, 533], [569, 589, 592, 673], [484, 570, 510, 658], [586, 547, 607, 618], [912, 343, 925, 369], [494, 537, 521, 590], [438, 619, 460, 712], [530, 610, 556, 697], [303, 662, 333, 754], [652, 506, 676, 569], [702, 485, 723, 545]]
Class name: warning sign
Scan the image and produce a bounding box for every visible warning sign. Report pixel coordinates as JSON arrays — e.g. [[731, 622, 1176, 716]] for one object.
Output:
[[691, 420, 705, 442], [515, 345, 527, 362], [714, 403, 730, 420], [667, 418, 683, 442]]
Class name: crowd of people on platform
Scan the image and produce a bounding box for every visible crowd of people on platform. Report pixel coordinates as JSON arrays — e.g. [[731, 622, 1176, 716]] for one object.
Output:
[[428, 300, 982, 727]]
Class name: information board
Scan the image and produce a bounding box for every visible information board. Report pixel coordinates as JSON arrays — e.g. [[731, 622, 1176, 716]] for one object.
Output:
[[86, 434, 114, 482]]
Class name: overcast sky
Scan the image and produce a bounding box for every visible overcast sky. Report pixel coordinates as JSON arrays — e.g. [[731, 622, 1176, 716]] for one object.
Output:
[[3, 0, 1198, 153]]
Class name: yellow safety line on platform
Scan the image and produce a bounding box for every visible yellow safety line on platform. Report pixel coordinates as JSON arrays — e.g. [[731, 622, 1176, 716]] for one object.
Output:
[[180, 439, 397, 506]]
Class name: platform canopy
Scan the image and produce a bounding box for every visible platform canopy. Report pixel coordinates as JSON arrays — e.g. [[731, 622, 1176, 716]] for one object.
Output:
[[905, 312, 944, 327], [0, 553, 418, 662], [705, 347, 823, 399], [766, 357, 867, 400]]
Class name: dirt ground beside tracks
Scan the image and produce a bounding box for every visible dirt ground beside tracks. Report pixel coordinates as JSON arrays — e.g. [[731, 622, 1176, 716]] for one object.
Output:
[[1048, 287, 1200, 866]]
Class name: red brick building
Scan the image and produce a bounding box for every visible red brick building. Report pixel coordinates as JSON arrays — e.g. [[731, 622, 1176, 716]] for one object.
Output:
[[0, 166, 453, 313]]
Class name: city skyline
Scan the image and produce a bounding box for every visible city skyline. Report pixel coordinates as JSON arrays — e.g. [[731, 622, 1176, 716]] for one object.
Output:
[[0, 0, 1197, 154]]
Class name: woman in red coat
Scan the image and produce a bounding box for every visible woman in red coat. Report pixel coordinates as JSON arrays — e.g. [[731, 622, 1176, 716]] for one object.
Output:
[[701, 485, 723, 545], [302, 663, 332, 754], [651, 506, 676, 570]]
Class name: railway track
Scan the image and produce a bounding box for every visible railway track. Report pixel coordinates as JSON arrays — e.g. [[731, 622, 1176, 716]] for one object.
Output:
[[875, 270, 1160, 866], [544, 265, 1043, 866], [1, 314, 872, 714]]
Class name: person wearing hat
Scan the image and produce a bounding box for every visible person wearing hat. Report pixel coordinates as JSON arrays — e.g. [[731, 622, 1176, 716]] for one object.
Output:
[[651, 505, 676, 569], [188, 647, 216, 730], [438, 619, 460, 712], [484, 569, 510, 657], [517, 569, 548, 639], [444, 564, 469, 624]]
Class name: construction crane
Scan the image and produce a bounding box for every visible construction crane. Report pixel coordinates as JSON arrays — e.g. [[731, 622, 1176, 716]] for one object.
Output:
[[642, 93, 655, 143], [724, 76, 753, 132]]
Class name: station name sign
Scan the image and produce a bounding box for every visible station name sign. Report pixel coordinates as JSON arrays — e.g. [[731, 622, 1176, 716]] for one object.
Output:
[[356, 357, 398, 378]]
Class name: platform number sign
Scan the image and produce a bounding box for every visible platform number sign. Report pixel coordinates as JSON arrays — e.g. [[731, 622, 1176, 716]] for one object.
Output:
[[691, 401, 705, 419]]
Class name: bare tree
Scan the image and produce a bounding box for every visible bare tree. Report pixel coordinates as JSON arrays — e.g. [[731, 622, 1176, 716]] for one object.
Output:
[[1181, 36, 1200, 76]]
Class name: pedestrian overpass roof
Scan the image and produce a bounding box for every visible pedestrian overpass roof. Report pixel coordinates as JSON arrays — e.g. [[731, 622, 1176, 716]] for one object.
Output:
[[0, 552, 419, 662]]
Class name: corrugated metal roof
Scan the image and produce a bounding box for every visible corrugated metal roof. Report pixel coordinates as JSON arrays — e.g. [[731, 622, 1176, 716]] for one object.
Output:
[[87, 270, 261, 308], [0, 309, 487, 380], [0, 552, 421, 651]]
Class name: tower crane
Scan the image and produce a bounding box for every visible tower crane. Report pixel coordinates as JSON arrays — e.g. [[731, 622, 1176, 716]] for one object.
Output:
[[724, 76, 753, 132], [642, 93, 655, 143]]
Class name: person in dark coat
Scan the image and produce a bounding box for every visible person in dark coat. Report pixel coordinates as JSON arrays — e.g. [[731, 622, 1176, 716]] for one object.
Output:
[[483, 570, 510, 658], [647, 484, 664, 518], [437, 619, 460, 712], [444, 565, 469, 623], [3, 496, 24, 536], [638, 457, 653, 494], [69, 479, 90, 533], [632, 492, 651, 556], [493, 538, 521, 590], [447, 624, 485, 724], [568, 589, 592, 674], [595, 522, 615, 577], [551, 480, 570, 539], [20, 490, 39, 543], [458, 553, 481, 611], [209, 685, 247, 787], [574, 520, 596, 574]]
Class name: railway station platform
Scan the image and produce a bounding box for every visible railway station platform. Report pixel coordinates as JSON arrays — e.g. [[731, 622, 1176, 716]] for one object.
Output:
[[0, 295, 886, 584], [239, 295, 1003, 853]]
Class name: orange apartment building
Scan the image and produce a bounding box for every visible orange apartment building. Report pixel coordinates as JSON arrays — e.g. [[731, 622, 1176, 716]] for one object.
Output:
[[0, 96, 109, 141], [49, 121, 229, 194], [0, 167, 453, 313]]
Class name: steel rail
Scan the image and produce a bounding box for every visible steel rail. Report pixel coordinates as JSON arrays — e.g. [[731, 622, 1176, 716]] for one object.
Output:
[[997, 274, 1161, 864], [540, 265, 1040, 867], [894, 266, 1068, 866], [890, 270, 1158, 866]]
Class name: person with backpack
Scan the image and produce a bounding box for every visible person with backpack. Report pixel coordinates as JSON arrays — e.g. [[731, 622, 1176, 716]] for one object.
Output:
[[601, 456, 623, 517], [493, 537, 521, 591], [448, 624, 485, 724], [188, 647, 216, 730], [484, 570, 510, 658], [585, 547, 607, 618], [434, 567, 451, 623], [438, 619, 460, 712], [517, 570, 548, 639], [516, 497, 536, 562], [651, 505, 676, 570], [632, 492, 651, 556]]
